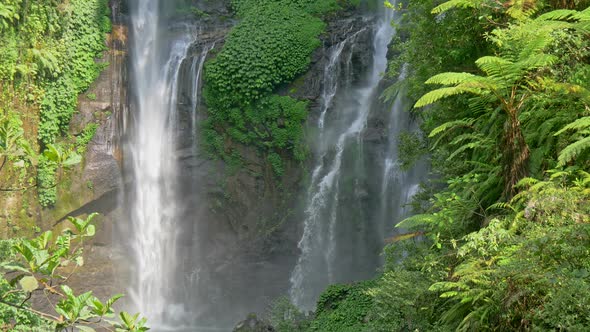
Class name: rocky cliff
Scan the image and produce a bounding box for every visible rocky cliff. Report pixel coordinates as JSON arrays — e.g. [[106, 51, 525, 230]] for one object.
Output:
[[5, 0, 381, 325]]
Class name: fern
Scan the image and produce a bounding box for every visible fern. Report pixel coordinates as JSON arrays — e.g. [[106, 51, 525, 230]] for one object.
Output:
[[431, 0, 483, 14], [475, 56, 514, 77], [447, 141, 485, 161], [429, 118, 476, 138], [557, 136, 590, 166], [555, 116, 590, 136], [415, 86, 479, 108], [426, 72, 478, 85], [396, 214, 438, 230]]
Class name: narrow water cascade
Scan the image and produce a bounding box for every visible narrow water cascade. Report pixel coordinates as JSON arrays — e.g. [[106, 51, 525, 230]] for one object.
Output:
[[127, 0, 199, 326], [379, 71, 428, 236], [189, 43, 215, 144], [289, 6, 397, 310]]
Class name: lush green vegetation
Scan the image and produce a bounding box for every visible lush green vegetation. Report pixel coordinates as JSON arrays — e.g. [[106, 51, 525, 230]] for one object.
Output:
[[272, 0, 590, 331], [203, 0, 358, 175], [0, 214, 149, 331], [0, 0, 110, 207]]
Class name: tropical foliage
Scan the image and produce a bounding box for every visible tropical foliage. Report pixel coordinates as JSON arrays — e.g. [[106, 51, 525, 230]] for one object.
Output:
[[275, 0, 590, 331], [0, 0, 110, 206], [0, 214, 149, 331]]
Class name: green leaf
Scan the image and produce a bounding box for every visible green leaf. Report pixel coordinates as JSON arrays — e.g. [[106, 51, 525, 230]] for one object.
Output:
[[43, 144, 61, 162], [1, 262, 30, 273], [63, 152, 82, 167], [77, 326, 96, 332]]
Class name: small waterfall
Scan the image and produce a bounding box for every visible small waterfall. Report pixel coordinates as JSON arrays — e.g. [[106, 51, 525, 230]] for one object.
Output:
[[290, 6, 396, 310], [379, 66, 427, 236], [128, 0, 199, 326], [189, 43, 215, 143]]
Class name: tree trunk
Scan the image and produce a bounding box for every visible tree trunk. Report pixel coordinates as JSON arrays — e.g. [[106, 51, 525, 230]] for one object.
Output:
[[502, 110, 530, 198]]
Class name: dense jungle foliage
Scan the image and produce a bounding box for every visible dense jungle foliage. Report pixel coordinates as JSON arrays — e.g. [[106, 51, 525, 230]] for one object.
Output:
[[203, 0, 359, 176], [0, 0, 110, 207], [271, 0, 590, 331]]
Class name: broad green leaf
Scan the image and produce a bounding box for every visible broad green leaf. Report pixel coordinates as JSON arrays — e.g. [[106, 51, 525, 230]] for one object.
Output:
[[63, 152, 82, 167]]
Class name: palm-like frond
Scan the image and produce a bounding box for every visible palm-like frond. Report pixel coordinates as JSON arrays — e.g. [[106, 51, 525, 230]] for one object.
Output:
[[426, 72, 479, 85], [415, 86, 480, 108], [555, 116, 590, 136], [429, 118, 476, 138]]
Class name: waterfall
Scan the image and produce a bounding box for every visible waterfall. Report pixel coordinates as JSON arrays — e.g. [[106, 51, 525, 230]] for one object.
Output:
[[128, 0, 199, 326], [379, 65, 428, 237], [289, 6, 396, 310], [189, 43, 215, 143]]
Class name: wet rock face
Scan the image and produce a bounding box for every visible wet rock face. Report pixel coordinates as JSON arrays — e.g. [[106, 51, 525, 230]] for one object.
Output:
[[233, 314, 276, 332], [163, 6, 376, 326], [290, 16, 375, 109]]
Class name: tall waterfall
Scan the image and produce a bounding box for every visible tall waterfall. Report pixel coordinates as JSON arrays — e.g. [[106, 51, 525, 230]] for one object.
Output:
[[289, 3, 425, 310], [128, 0, 201, 326]]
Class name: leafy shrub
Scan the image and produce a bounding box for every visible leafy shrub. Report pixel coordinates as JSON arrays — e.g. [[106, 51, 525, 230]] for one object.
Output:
[[309, 281, 376, 332], [268, 296, 311, 332], [203, 0, 356, 171], [38, 0, 110, 146], [76, 123, 98, 153]]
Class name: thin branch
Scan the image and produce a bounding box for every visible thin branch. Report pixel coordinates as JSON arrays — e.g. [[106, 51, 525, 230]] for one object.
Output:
[[0, 298, 61, 322]]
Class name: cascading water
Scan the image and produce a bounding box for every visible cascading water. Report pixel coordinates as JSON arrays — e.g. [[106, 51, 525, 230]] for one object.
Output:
[[290, 6, 396, 310], [189, 43, 215, 143], [289, 1, 428, 310], [126, 0, 426, 326], [128, 0, 199, 326], [379, 66, 428, 236]]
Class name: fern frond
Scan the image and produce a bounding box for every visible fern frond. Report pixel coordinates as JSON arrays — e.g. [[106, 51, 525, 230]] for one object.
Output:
[[415, 86, 479, 108], [549, 170, 571, 180], [396, 214, 437, 230], [555, 117, 590, 136], [447, 142, 483, 161], [515, 177, 539, 188], [429, 118, 476, 137], [431, 0, 483, 14], [557, 136, 590, 166], [505, 0, 539, 21], [450, 133, 485, 146], [426, 72, 479, 85], [517, 53, 558, 71], [486, 202, 516, 212], [475, 56, 514, 77], [536, 9, 577, 21]]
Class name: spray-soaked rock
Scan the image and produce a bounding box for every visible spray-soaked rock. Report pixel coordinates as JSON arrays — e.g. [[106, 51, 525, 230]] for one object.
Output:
[[233, 314, 276, 332]]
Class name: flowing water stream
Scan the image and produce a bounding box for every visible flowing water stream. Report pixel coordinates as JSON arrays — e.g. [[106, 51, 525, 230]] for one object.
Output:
[[128, 0, 201, 327], [289, 3, 426, 310]]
